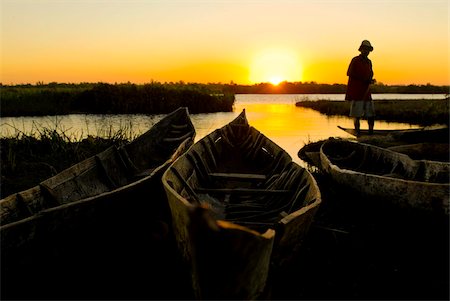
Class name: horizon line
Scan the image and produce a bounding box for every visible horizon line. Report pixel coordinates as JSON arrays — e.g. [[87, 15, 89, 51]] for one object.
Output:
[[1, 80, 449, 87]]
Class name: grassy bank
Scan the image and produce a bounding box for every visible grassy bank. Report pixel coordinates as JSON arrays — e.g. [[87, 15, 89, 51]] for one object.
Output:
[[0, 129, 130, 198], [296, 98, 450, 126], [0, 82, 235, 116]]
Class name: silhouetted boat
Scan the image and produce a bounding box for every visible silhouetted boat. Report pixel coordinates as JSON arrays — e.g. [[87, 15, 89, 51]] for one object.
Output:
[[337, 125, 421, 136], [298, 139, 450, 168], [1, 107, 195, 255], [338, 125, 449, 143], [320, 138, 449, 214], [162, 109, 321, 299]]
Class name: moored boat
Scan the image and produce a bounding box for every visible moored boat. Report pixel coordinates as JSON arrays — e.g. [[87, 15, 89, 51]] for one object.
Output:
[[298, 139, 326, 168], [162, 109, 322, 299], [319, 138, 449, 214], [338, 125, 449, 143], [1, 107, 196, 256], [337, 125, 421, 137]]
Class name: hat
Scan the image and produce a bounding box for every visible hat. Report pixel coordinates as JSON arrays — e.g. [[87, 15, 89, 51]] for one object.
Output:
[[359, 40, 373, 51]]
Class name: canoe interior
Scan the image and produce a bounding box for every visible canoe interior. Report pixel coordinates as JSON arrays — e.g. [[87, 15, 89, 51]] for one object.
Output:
[[166, 112, 320, 233], [321, 139, 450, 184], [163, 110, 321, 299], [387, 143, 450, 162]]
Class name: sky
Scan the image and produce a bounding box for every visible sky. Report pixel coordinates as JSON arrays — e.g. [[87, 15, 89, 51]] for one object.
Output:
[[1, 0, 449, 86]]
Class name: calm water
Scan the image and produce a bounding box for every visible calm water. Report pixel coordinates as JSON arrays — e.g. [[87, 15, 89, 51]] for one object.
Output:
[[1, 94, 444, 167]]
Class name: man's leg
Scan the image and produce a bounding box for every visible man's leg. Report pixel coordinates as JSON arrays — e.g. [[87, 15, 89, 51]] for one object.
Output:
[[368, 117, 374, 134], [354, 117, 361, 135]]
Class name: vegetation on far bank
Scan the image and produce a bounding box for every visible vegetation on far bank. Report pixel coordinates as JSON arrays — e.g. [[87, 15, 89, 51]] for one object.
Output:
[[1, 81, 448, 117], [296, 98, 450, 126], [0, 82, 235, 117], [229, 81, 449, 94]]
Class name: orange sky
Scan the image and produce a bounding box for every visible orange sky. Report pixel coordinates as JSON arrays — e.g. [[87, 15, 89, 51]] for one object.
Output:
[[1, 0, 449, 85]]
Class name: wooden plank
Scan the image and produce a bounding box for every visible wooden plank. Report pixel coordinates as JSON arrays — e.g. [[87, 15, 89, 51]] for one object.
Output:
[[208, 172, 266, 181], [163, 131, 193, 143], [195, 188, 290, 195]]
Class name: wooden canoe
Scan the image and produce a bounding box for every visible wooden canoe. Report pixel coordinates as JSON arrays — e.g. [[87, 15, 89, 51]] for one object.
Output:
[[298, 139, 326, 168], [337, 125, 419, 136], [298, 140, 449, 168], [162, 109, 322, 299], [338, 125, 449, 142], [0, 107, 196, 256], [319, 138, 449, 215]]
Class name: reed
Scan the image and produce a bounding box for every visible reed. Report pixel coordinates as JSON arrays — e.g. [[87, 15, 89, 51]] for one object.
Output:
[[296, 98, 450, 126], [0, 123, 131, 199]]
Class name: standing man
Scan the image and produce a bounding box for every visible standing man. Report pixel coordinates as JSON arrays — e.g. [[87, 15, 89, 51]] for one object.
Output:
[[345, 40, 376, 135]]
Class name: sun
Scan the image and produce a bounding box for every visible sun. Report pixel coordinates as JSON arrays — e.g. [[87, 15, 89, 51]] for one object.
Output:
[[269, 76, 283, 85], [249, 48, 302, 84]]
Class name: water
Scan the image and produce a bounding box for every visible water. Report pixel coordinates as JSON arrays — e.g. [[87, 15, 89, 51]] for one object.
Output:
[[1, 94, 444, 167]]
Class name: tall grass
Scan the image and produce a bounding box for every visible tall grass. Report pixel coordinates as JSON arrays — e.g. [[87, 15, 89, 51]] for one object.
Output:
[[0, 122, 134, 198]]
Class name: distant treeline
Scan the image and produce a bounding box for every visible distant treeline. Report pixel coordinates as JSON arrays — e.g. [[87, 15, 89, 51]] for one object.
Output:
[[1, 81, 448, 117], [221, 81, 450, 94], [0, 82, 235, 117]]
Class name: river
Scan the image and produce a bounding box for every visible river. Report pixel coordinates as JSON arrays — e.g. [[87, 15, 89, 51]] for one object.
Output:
[[1, 94, 445, 167]]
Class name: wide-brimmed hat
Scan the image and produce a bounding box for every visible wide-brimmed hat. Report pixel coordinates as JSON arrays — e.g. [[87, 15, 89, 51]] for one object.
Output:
[[358, 40, 373, 51]]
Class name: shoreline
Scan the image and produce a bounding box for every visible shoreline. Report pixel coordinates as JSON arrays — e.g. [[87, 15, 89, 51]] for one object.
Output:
[[296, 98, 450, 126]]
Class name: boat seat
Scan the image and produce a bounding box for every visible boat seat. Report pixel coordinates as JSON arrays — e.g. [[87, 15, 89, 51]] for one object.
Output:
[[134, 167, 157, 178], [95, 155, 118, 188], [39, 183, 60, 207], [208, 172, 266, 182], [163, 131, 193, 143], [170, 123, 189, 130], [194, 187, 290, 195]]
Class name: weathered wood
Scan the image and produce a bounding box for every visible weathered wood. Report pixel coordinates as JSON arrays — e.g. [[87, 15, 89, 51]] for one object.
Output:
[[338, 125, 423, 137], [162, 109, 322, 299], [163, 131, 194, 143], [208, 172, 266, 181], [319, 138, 449, 214], [195, 187, 290, 194], [338, 125, 449, 143], [1, 107, 196, 255]]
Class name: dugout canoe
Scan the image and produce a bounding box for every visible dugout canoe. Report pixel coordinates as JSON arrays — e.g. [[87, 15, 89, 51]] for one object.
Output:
[[319, 138, 449, 215], [162, 109, 322, 299], [1, 107, 195, 256], [298, 139, 326, 168], [337, 125, 421, 137], [298, 140, 450, 168], [338, 125, 449, 143]]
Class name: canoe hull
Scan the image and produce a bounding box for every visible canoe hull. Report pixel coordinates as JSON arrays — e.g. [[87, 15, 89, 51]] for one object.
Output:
[[1, 107, 195, 262], [320, 138, 449, 214], [163, 110, 321, 299], [338, 125, 449, 143]]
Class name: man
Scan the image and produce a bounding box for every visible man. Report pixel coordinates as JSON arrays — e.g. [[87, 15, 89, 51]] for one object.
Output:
[[345, 40, 376, 135]]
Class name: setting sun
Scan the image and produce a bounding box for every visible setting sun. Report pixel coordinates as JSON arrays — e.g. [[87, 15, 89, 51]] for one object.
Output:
[[249, 48, 302, 84]]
